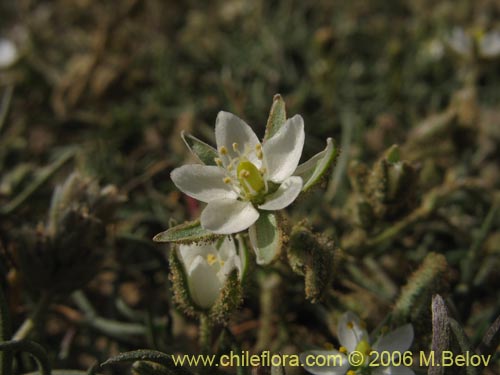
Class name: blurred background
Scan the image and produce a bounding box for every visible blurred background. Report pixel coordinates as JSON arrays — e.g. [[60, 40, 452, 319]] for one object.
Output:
[[1, 0, 499, 374]]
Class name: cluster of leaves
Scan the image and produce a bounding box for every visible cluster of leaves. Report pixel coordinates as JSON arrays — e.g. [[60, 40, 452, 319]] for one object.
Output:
[[0, 0, 499, 375]]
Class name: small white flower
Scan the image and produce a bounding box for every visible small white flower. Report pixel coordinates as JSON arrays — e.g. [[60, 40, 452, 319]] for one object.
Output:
[[177, 237, 242, 309], [171, 111, 305, 235], [0, 37, 18, 69], [300, 312, 415, 375]]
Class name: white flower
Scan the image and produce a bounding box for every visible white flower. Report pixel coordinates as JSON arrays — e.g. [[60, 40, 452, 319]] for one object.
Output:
[[0, 38, 18, 69], [300, 312, 415, 375], [177, 237, 242, 309], [171, 111, 305, 235]]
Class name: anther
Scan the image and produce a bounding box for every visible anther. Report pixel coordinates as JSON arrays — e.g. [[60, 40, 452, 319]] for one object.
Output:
[[339, 346, 347, 354], [214, 158, 223, 166], [324, 342, 334, 350], [219, 146, 228, 155], [256, 150, 263, 159], [239, 170, 250, 179], [255, 144, 262, 151], [232, 142, 239, 152], [223, 177, 232, 184], [347, 322, 354, 329], [206, 254, 217, 265], [347, 371, 356, 375]]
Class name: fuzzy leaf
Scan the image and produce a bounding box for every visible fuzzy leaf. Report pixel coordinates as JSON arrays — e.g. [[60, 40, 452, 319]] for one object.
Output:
[[249, 212, 282, 265], [94, 350, 192, 375], [449, 318, 477, 375], [294, 138, 338, 192], [264, 94, 286, 141], [153, 220, 220, 244], [429, 295, 449, 375], [181, 131, 218, 165], [476, 315, 500, 358]]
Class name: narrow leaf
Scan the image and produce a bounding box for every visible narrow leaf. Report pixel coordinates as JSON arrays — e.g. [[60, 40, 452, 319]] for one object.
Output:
[[153, 220, 220, 244], [181, 131, 218, 165], [449, 318, 477, 375], [294, 138, 338, 192], [264, 94, 286, 141], [0, 340, 51, 375], [429, 295, 449, 375], [249, 212, 282, 265], [476, 314, 500, 358], [96, 350, 192, 375]]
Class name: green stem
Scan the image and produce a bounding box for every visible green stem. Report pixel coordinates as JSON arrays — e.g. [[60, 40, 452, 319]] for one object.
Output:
[[199, 314, 212, 354], [12, 293, 51, 341]]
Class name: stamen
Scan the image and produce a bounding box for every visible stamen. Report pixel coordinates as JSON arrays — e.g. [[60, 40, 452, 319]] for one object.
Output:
[[339, 346, 347, 354], [223, 177, 232, 184], [206, 254, 217, 265], [347, 322, 354, 329], [239, 169, 250, 179], [255, 144, 262, 151], [256, 150, 263, 160], [347, 371, 356, 375], [232, 142, 239, 152], [324, 342, 334, 350], [219, 146, 228, 155], [214, 158, 223, 166]]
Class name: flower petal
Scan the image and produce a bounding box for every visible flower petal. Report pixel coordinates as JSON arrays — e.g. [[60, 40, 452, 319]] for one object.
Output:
[[179, 243, 218, 269], [186, 255, 222, 309], [338, 311, 369, 353], [299, 350, 349, 375], [171, 165, 237, 203], [373, 324, 414, 354], [215, 111, 261, 164], [201, 198, 259, 234], [258, 176, 303, 210], [372, 366, 415, 375], [263, 115, 305, 182]]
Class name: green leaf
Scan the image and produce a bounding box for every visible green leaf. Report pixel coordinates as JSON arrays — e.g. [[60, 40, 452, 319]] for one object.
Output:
[[249, 212, 282, 265], [181, 131, 218, 165], [153, 220, 220, 244], [449, 318, 478, 375], [264, 94, 286, 141], [94, 350, 193, 375], [0, 340, 51, 375], [294, 138, 338, 192], [0, 286, 12, 375]]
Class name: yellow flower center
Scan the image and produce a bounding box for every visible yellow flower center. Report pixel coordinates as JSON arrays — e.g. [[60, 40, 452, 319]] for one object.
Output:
[[237, 160, 265, 196]]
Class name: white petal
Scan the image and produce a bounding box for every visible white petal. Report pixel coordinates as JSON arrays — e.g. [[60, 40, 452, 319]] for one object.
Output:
[[215, 111, 261, 164], [263, 115, 305, 182], [178, 243, 217, 269], [171, 165, 237, 203], [201, 198, 259, 234], [338, 311, 369, 353], [218, 236, 237, 260], [299, 350, 349, 375], [373, 366, 415, 375], [373, 324, 414, 354], [258, 176, 303, 210], [186, 255, 222, 309]]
